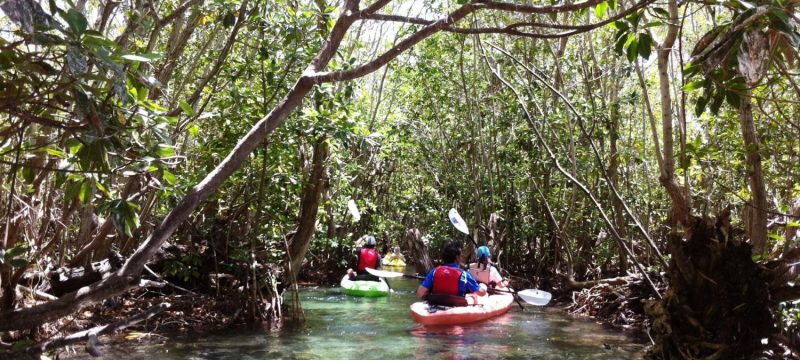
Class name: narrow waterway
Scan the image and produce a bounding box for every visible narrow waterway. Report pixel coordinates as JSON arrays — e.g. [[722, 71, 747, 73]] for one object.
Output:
[[86, 274, 647, 359]]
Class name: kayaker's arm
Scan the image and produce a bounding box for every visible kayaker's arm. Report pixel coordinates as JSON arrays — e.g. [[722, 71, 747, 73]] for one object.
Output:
[[416, 285, 429, 300], [464, 272, 487, 296], [417, 271, 435, 299]]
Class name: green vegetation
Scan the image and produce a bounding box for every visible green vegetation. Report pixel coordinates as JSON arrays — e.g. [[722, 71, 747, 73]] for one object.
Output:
[[1, 0, 799, 357]]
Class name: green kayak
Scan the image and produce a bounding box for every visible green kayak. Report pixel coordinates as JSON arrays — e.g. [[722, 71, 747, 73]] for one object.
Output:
[[340, 274, 390, 297]]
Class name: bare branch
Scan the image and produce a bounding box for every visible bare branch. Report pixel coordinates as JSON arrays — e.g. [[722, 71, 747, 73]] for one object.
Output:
[[363, 0, 655, 39], [311, 4, 478, 83], [475, 0, 604, 14]]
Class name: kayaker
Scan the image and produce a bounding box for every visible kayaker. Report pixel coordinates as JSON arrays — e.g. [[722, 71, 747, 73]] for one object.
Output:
[[468, 246, 505, 293], [383, 246, 406, 265], [416, 241, 486, 306], [347, 235, 382, 281]]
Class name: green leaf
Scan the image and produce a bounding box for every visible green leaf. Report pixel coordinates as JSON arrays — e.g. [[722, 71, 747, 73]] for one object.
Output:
[[156, 144, 176, 158], [651, 7, 670, 18], [595, 1, 608, 18], [223, 11, 236, 27], [725, 90, 741, 108], [626, 38, 639, 62], [10, 258, 28, 268], [62, 8, 88, 36], [121, 54, 152, 62], [95, 181, 110, 197], [683, 80, 706, 91], [187, 124, 200, 137], [162, 169, 176, 185], [4, 245, 27, 259], [710, 91, 725, 114], [78, 181, 92, 203], [638, 33, 652, 59], [82, 32, 117, 48], [65, 180, 82, 201], [614, 31, 629, 54], [179, 100, 195, 116], [683, 62, 700, 77], [45, 147, 67, 158], [695, 95, 709, 116]]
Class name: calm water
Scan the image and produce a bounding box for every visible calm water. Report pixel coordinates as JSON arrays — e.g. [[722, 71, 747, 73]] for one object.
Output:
[[76, 276, 647, 359]]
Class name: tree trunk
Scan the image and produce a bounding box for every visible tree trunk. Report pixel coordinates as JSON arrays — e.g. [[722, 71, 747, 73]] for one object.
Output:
[[286, 138, 329, 282], [655, 0, 689, 226], [739, 93, 768, 254], [608, 96, 628, 274]]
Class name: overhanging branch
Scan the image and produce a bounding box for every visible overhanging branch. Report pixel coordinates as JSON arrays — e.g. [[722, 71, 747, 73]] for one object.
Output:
[[362, 0, 655, 40]]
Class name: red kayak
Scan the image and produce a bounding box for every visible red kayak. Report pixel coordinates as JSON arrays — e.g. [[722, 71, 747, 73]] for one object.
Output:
[[409, 291, 515, 325]]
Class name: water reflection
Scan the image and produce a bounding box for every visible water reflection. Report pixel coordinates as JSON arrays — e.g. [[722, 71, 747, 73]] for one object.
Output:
[[75, 277, 645, 359]]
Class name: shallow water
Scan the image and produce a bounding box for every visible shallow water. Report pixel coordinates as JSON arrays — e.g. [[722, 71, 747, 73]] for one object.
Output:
[[75, 276, 647, 359]]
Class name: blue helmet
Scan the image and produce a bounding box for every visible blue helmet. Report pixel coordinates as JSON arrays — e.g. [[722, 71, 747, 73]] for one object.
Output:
[[477, 246, 491, 260], [365, 235, 377, 247]]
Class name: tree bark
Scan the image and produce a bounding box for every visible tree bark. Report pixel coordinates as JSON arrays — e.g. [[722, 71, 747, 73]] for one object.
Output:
[[286, 138, 329, 282], [655, 0, 689, 226], [739, 93, 768, 254], [608, 88, 628, 273]]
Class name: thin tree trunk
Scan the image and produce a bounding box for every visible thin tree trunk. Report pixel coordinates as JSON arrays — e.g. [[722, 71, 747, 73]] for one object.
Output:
[[654, 0, 689, 226], [739, 93, 768, 254], [286, 138, 329, 282]]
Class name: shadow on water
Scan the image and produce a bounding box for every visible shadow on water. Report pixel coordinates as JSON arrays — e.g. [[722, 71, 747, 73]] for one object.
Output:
[[72, 276, 646, 359]]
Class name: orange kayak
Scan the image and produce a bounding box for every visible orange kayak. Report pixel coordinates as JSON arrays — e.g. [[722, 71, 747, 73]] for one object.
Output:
[[409, 292, 515, 325]]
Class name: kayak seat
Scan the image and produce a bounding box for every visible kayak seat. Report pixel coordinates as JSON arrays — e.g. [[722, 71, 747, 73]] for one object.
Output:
[[425, 293, 468, 307], [352, 273, 381, 282]]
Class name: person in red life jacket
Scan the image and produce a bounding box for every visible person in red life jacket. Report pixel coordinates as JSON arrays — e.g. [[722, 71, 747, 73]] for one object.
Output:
[[346, 235, 382, 281], [416, 241, 486, 306], [468, 246, 505, 294]]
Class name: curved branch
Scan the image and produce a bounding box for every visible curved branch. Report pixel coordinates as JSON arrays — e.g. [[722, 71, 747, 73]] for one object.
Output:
[[310, 4, 478, 83], [362, 0, 655, 40], [475, 0, 604, 14]]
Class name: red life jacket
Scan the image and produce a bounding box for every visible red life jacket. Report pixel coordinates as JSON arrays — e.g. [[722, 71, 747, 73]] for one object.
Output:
[[357, 248, 379, 272], [431, 266, 462, 295]]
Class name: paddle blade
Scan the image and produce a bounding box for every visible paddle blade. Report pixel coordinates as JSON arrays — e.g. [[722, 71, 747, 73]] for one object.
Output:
[[348, 199, 361, 222], [448, 208, 469, 234], [365, 267, 404, 278], [517, 289, 552, 306]]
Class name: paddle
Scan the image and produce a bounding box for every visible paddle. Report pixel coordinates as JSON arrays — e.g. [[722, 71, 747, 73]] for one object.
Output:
[[448, 208, 470, 234], [365, 268, 552, 306]]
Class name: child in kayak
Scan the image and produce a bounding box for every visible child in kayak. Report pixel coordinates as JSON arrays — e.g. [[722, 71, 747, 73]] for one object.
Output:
[[416, 241, 486, 306], [347, 235, 382, 281], [468, 246, 505, 293]]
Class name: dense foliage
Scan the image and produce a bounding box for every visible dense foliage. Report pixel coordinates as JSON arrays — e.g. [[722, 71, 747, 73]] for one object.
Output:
[[1, 0, 799, 355]]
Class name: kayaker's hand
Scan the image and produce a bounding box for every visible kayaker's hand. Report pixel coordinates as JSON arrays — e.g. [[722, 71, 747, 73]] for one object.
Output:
[[488, 281, 497, 289], [476, 283, 487, 296]]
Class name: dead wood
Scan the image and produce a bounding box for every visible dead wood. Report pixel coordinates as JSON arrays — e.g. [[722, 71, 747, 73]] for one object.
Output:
[[20, 302, 170, 355]]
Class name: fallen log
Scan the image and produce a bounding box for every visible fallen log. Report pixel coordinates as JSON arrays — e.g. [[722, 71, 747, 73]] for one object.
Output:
[[47, 253, 124, 297], [20, 302, 171, 355], [564, 275, 631, 290]]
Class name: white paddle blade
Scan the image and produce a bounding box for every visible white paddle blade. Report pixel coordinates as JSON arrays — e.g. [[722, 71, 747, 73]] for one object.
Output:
[[448, 208, 469, 234], [348, 199, 361, 222], [365, 267, 404, 278], [517, 289, 552, 306]]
